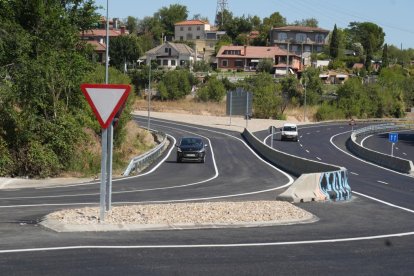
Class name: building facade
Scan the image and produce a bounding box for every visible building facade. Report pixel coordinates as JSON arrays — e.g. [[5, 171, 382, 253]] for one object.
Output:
[[270, 26, 330, 65], [143, 41, 200, 69], [216, 45, 302, 75]]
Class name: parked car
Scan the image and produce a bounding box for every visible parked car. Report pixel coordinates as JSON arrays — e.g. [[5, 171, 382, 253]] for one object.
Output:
[[176, 137, 208, 163], [280, 123, 298, 141]]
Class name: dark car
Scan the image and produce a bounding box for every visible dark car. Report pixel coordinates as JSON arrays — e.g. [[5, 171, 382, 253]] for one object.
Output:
[[176, 137, 207, 163]]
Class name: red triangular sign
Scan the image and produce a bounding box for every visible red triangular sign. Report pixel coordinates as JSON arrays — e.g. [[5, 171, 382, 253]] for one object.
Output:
[[80, 84, 131, 129]]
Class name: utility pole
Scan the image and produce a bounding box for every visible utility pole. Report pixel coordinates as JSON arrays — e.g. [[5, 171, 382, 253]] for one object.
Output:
[[216, 0, 229, 28]]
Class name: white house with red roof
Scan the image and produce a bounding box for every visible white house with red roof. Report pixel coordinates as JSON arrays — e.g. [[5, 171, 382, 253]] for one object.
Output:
[[216, 45, 302, 75]]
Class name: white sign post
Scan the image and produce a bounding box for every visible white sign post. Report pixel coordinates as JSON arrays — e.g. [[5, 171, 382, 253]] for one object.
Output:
[[80, 84, 131, 221]]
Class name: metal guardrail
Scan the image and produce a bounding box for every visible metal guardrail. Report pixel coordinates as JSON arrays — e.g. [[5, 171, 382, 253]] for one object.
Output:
[[122, 130, 168, 176], [353, 123, 412, 137]]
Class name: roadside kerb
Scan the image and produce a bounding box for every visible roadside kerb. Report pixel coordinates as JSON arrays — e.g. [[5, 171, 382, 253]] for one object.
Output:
[[242, 129, 351, 203], [346, 123, 414, 174]]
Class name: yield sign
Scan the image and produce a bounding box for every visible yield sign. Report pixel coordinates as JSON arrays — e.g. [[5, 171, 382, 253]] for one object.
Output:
[[80, 84, 131, 129]]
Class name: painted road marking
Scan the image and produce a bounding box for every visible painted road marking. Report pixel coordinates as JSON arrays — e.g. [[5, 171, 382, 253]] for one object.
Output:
[[305, 150, 310, 153], [350, 172, 359, 176], [316, 157, 322, 161], [377, 180, 389, 185]]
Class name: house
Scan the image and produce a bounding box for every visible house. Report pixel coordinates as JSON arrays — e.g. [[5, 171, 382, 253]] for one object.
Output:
[[142, 41, 201, 69], [80, 17, 128, 63], [174, 20, 225, 62], [319, 71, 349, 84], [269, 26, 330, 66], [216, 45, 302, 75]]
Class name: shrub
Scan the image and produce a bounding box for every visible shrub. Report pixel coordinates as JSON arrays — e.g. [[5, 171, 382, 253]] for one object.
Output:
[[315, 103, 345, 121]]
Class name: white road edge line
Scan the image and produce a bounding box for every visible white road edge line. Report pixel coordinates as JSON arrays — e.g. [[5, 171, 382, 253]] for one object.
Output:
[[1, 231, 413, 253]]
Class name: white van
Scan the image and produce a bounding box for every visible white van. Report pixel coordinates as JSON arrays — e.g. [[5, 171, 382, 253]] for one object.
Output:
[[280, 123, 298, 141]]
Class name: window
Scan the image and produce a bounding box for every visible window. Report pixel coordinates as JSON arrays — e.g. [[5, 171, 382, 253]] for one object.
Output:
[[278, 32, 287, 41], [165, 48, 169, 53], [163, 59, 168, 66], [235, 60, 243, 68], [156, 60, 161, 65], [197, 26, 201, 30], [196, 36, 200, 39], [188, 26, 192, 31], [304, 45, 311, 52], [221, 60, 228, 67], [180, 36, 184, 41], [315, 34, 325, 43], [186, 33, 193, 40], [180, 27, 184, 31], [171, 60, 176, 66], [296, 33, 307, 42]]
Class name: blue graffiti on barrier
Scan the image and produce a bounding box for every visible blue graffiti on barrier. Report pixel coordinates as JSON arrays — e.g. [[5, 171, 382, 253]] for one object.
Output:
[[319, 170, 352, 201]]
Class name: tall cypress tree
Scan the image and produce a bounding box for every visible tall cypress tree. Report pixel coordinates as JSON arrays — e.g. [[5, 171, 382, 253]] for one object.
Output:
[[382, 43, 389, 68], [329, 24, 339, 60]]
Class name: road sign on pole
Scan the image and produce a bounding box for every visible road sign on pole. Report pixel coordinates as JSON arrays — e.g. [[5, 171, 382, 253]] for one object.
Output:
[[80, 84, 131, 129], [81, 83, 131, 221], [389, 133, 398, 156]]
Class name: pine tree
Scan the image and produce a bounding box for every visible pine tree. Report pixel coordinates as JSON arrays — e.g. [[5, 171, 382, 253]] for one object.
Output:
[[382, 43, 389, 68]]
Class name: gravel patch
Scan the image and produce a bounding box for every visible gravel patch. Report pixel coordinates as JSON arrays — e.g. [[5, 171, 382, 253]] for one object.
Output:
[[42, 201, 316, 232]]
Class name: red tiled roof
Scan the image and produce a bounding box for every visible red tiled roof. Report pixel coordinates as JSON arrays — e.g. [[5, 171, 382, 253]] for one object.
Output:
[[272, 25, 329, 33], [81, 29, 125, 37], [86, 40, 106, 51], [175, 20, 209, 26], [216, 45, 295, 58]]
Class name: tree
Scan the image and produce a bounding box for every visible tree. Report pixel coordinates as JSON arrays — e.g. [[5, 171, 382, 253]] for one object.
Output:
[[330, 24, 339, 60], [125, 16, 138, 34], [196, 77, 226, 102], [215, 9, 233, 30], [293, 18, 319, 27], [156, 4, 188, 37], [382, 43, 389, 68], [346, 22, 385, 69], [256, 12, 287, 46], [109, 35, 142, 71], [256, 59, 273, 73]]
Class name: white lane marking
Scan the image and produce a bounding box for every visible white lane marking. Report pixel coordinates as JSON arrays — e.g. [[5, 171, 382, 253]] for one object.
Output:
[[316, 130, 320, 133], [329, 131, 413, 178], [1, 231, 414, 253], [305, 150, 310, 153], [316, 157, 322, 161], [360, 134, 373, 147], [350, 172, 359, 176], [377, 180, 389, 185], [353, 191, 414, 214], [1, 120, 294, 204], [403, 152, 407, 156], [300, 135, 303, 138], [299, 144, 303, 147], [306, 133, 310, 135]]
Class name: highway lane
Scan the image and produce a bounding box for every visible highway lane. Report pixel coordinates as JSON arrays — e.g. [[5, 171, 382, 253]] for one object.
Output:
[[257, 123, 414, 209], [1, 118, 414, 274], [361, 130, 414, 161]]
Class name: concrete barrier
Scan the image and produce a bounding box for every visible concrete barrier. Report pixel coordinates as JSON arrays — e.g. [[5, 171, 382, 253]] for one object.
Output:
[[346, 127, 414, 174], [242, 129, 351, 203]]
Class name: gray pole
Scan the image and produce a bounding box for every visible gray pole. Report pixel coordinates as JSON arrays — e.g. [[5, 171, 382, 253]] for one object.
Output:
[[100, 128, 108, 221], [148, 59, 151, 131], [229, 91, 232, 126], [304, 81, 307, 122], [106, 125, 113, 211], [271, 126, 274, 148], [245, 92, 249, 128]]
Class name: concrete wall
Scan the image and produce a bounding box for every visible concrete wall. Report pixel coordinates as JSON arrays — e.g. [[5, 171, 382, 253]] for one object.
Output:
[[346, 133, 414, 174], [242, 129, 351, 202]]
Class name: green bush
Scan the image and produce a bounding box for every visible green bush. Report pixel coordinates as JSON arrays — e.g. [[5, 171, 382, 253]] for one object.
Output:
[[196, 77, 226, 102], [21, 141, 62, 178], [0, 137, 14, 176], [315, 103, 346, 121]]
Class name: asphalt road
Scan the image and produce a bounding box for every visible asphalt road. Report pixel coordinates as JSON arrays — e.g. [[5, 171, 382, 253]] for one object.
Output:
[[360, 130, 414, 161], [1, 118, 413, 275]]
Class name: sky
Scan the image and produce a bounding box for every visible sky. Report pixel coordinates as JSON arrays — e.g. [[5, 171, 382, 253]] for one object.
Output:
[[94, 0, 414, 49]]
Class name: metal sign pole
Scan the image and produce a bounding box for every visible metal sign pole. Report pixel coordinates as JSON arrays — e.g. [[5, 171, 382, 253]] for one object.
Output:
[[391, 143, 394, 157], [229, 91, 232, 126], [245, 92, 249, 128], [100, 128, 108, 221], [106, 124, 113, 211], [271, 126, 274, 148]]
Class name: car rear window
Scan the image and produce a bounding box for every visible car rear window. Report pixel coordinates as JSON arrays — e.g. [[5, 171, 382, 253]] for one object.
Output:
[[283, 126, 296, 131]]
